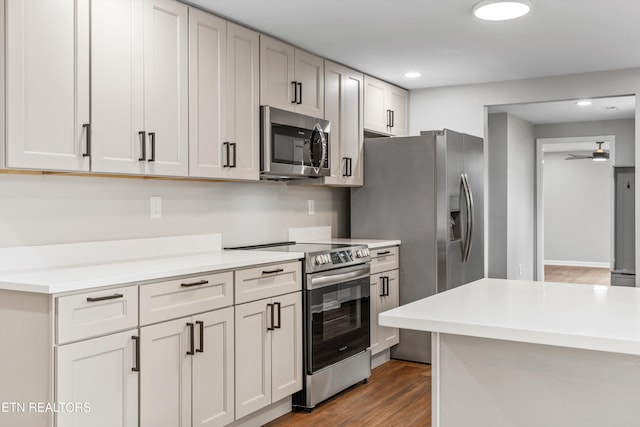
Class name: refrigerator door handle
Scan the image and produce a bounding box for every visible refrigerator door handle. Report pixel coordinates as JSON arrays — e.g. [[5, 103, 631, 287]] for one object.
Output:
[[461, 173, 474, 263]]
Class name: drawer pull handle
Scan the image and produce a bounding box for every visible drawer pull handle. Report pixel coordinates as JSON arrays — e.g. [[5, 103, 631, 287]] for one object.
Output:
[[377, 250, 391, 256], [187, 323, 195, 355], [86, 293, 124, 302], [196, 320, 204, 353], [132, 336, 140, 372], [181, 280, 209, 287], [262, 268, 284, 275]]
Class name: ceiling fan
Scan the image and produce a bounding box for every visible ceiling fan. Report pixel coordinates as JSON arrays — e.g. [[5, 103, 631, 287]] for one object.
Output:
[[564, 142, 609, 162]]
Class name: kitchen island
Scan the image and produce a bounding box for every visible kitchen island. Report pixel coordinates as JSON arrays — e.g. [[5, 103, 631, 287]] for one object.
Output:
[[379, 278, 640, 427]]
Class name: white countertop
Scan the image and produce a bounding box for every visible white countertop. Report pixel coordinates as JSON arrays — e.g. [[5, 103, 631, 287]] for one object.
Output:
[[298, 238, 401, 249], [0, 234, 304, 294], [379, 278, 640, 356]]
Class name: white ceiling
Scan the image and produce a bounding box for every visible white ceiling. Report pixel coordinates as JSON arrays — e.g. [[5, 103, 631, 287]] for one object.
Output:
[[184, 0, 640, 90], [488, 96, 636, 124]]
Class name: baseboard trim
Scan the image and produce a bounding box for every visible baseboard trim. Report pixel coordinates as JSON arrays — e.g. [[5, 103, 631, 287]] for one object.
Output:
[[544, 260, 610, 269]]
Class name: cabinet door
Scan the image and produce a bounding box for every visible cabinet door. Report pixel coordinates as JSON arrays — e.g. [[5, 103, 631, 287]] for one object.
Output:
[[144, 0, 189, 176], [369, 276, 381, 354], [226, 22, 260, 180], [91, 0, 145, 174], [388, 86, 409, 136], [192, 308, 235, 427], [6, 0, 90, 171], [235, 298, 272, 419], [260, 35, 295, 111], [294, 50, 324, 117], [188, 8, 227, 178], [271, 291, 303, 401], [324, 61, 363, 186], [363, 75, 389, 135], [140, 318, 191, 427], [56, 330, 138, 427], [378, 270, 400, 350]]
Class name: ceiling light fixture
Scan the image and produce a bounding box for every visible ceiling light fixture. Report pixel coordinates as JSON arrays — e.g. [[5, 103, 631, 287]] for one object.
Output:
[[473, 0, 532, 21], [592, 142, 609, 162], [576, 100, 592, 106], [404, 72, 422, 78]]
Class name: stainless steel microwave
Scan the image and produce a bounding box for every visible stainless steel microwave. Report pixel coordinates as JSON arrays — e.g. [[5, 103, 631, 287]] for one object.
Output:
[[260, 106, 330, 179]]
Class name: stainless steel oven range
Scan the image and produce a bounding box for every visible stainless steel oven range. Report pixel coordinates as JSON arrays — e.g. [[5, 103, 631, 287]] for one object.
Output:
[[227, 242, 372, 410]]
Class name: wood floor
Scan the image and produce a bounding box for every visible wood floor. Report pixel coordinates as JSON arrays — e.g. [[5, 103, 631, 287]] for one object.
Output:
[[263, 360, 432, 427], [544, 265, 610, 285]]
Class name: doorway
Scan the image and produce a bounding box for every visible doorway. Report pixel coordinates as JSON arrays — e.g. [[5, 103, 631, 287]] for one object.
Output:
[[486, 95, 635, 285], [536, 136, 615, 285]]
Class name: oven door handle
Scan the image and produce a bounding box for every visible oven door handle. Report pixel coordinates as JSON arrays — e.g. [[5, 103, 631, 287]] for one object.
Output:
[[308, 266, 370, 290]]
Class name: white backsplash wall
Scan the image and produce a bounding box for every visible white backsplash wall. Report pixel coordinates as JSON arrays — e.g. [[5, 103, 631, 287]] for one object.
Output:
[[0, 174, 350, 248]]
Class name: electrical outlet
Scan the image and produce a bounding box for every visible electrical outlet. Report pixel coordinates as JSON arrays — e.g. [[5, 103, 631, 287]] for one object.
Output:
[[150, 196, 162, 219], [308, 199, 315, 216]]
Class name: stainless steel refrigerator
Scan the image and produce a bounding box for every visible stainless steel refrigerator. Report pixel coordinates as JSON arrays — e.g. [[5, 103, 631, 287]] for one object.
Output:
[[351, 129, 484, 363]]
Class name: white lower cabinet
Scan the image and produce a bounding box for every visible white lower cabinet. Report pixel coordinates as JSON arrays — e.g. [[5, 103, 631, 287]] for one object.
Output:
[[235, 291, 302, 420], [56, 330, 139, 427], [370, 270, 400, 354], [140, 307, 234, 427]]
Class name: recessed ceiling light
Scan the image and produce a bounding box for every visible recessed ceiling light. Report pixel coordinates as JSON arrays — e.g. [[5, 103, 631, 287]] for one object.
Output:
[[404, 72, 422, 78], [576, 100, 592, 106], [473, 0, 532, 21]]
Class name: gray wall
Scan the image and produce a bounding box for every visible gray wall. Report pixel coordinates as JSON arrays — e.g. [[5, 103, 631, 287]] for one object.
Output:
[[543, 152, 611, 266], [487, 113, 508, 278], [0, 174, 350, 248], [487, 113, 535, 280], [536, 119, 635, 166], [507, 114, 535, 280]]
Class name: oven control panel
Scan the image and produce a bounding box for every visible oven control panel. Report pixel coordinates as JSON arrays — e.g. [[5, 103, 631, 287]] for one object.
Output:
[[309, 245, 371, 272]]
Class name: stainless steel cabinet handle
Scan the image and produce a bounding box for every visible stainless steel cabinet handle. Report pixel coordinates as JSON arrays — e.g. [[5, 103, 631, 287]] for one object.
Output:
[[138, 131, 146, 161], [82, 123, 91, 157], [86, 293, 123, 302]]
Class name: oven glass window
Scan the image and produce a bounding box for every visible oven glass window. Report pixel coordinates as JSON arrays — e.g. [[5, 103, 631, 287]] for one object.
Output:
[[308, 275, 370, 373]]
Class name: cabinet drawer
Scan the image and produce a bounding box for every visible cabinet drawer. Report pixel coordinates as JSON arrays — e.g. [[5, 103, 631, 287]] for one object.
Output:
[[139, 271, 233, 325], [57, 286, 138, 344], [235, 261, 301, 304], [370, 246, 399, 274]]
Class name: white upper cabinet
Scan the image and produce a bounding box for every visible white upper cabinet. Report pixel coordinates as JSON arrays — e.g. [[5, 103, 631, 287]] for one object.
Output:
[[364, 75, 409, 136], [189, 11, 259, 181], [260, 35, 324, 117], [6, 0, 90, 171], [91, 0, 188, 176], [188, 9, 227, 178], [91, 0, 145, 174], [225, 22, 260, 180], [324, 61, 364, 187], [143, 0, 189, 176]]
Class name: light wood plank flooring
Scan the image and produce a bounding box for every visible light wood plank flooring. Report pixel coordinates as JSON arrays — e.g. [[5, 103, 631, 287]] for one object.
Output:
[[544, 265, 610, 285], [264, 360, 432, 427]]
